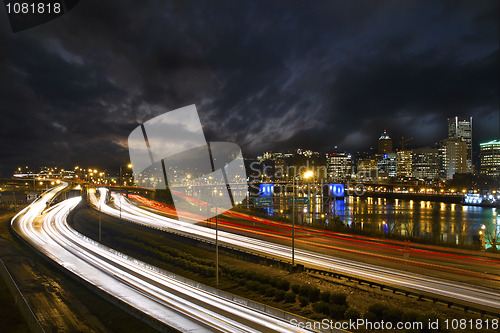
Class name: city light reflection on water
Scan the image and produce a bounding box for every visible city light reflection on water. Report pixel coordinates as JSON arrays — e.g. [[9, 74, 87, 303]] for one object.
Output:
[[262, 194, 497, 246]]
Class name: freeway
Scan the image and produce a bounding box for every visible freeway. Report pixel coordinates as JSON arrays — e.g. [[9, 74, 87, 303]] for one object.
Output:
[[11, 185, 322, 333], [98, 189, 500, 315], [128, 194, 500, 289]]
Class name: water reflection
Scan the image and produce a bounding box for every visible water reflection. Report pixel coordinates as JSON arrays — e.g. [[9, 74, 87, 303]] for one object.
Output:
[[261, 195, 497, 246]]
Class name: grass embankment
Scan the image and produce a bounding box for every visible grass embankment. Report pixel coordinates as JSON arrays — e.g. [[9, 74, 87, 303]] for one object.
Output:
[[70, 203, 496, 332]]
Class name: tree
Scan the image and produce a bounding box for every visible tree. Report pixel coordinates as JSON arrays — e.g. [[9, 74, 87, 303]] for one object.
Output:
[[482, 221, 499, 252]]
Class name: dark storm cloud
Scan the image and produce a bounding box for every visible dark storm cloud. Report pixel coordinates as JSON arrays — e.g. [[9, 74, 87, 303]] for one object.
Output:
[[0, 0, 498, 176]]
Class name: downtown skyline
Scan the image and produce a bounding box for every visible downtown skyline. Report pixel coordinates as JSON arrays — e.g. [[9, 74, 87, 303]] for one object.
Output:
[[0, 0, 498, 177]]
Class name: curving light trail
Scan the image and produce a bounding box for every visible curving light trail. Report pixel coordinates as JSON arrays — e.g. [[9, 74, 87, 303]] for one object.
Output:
[[12, 186, 324, 333], [99, 189, 500, 314]]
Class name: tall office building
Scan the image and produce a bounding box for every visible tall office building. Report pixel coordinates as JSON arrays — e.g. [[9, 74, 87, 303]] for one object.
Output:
[[396, 150, 412, 178], [378, 130, 393, 154], [378, 152, 397, 178], [480, 140, 500, 177], [448, 116, 472, 173], [356, 158, 378, 181], [412, 148, 441, 180], [441, 138, 467, 179], [327, 153, 352, 181]]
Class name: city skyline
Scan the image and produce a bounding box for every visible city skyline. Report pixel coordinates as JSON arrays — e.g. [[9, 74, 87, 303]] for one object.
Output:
[[1, 2, 499, 330], [5, 115, 498, 176], [0, 1, 498, 177]]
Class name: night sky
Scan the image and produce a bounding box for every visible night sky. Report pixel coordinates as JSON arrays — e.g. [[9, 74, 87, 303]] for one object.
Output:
[[0, 0, 498, 176]]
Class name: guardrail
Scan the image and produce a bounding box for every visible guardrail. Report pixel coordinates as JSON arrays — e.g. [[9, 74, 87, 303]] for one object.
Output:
[[99, 203, 500, 320], [0, 259, 46, 333]]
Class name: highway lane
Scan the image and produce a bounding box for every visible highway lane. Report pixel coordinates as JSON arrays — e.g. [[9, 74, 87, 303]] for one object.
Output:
[[12, 186, 323, 333], [128, 194, 500, 285], [98, 189, 500, 314]]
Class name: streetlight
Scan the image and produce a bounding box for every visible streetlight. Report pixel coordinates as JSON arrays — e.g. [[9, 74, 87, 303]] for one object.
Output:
[[303, 170, 314, 179], [479, 224, 486, 249], [119, 192, 122, 221], [292, 171, 296, 266], [304, 170, 313, 221], [120, 163, 133, 187], [99, 190, 102, 242], [216, 190, 222, 287], [210, 188, 222, 287], [291, 170, 313, 267]]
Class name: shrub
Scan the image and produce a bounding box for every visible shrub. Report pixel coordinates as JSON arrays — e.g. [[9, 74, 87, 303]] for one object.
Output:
[[383, 308, 403, 323], [232, 269, 244, 279], [222, 266, 235, 277], [320, 291, 331, 302], [246, 271, 257, 281], [237, 279, 246, 286], [269, 277, 280, 288], [299, 285, 312, 298], [401, 311, 419, 322], [291, 284, 301, 294], [330, 292, 347, 306], [312, 301, 330, 316], [284, 291, 296, 303], [344, 308, 361, 321], [329, 304, 347, 320], [265, 286, 277, 297], [299, 295, 309, 307], [257, 283, 270, 294], [277, 279, 290, 291], [400, 312, 422, 333], [274, 290, 286, 302], [202, 267, 215, 277], [246, 280, 260, 290], [363, 311, 378, 322], [309, 287, 320, 302], [366, 303, 388, 320], [259, 275, 271, 285]]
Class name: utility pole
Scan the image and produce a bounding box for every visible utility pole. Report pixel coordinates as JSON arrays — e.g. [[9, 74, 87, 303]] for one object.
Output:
[[99, 192, 102, 242], [292, 173, 295, 266], [119, 193, 122, 221], [215, 193, 219, 287]]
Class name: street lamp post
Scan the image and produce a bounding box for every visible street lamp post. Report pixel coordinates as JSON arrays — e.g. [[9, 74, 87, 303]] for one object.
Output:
[[479, 224, 486, 249], [118, 164, 132, 222], [120, 164, 133, 187], [304, 170, 314, 223], [211, 189, 221, 287], [292, 173, 296, 266], [119, 193, 122, 221], [99, 191, 102, 242], [291, 170, 313, 267], [216, 192, 219, 287]]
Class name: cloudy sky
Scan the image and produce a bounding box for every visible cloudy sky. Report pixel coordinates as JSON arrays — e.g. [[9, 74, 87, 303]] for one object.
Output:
[[0, 0, 498, 176]]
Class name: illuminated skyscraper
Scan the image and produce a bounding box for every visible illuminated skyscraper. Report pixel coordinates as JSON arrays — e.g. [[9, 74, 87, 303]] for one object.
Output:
[[412, 148, 440, 180], [396, 150, 412, 178], [327, 153, 352, 181], [378, 152, 397, 178], [448, 116, 472, 173], [378, 130, 393, 154], [480, 140, 500, 177], [356, 158, 378, 181], [441, 138, 467, 179]]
